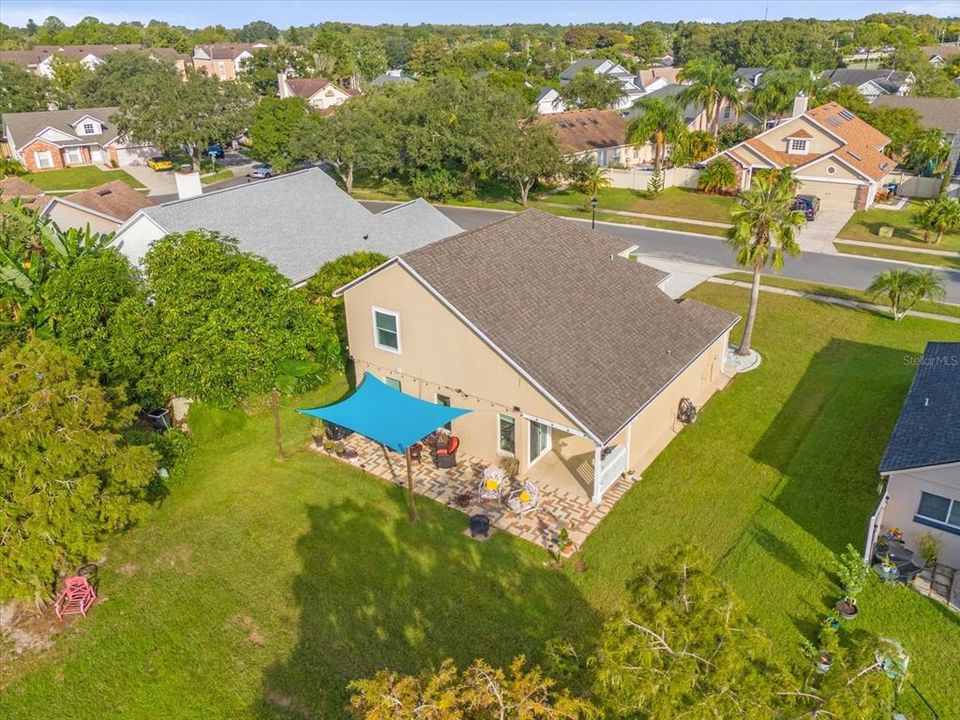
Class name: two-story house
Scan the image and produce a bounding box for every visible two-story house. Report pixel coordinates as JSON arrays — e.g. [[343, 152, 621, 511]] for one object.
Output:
[[192, 43, 268, 81], [820, 68, 914, 103], [559, 58, 646, 111], [0, 45, 191, 76], [277, 72, 358, 112], [1, 107, 156, 172]]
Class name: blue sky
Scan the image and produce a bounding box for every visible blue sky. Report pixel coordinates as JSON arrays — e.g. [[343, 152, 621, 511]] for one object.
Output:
[[1, 0, 957, 29]]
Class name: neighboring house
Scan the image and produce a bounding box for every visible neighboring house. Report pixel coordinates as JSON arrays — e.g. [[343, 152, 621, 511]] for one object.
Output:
[[535, 87, 566, 115], [820, 68, 914, 103], [559, 58, 645, 111], [0, 44, 190, 76], [627, 84, 744, 132], [112, 167, 462, 286], [735, 67, 766, 90], [0, 176, 45, 210], [635, 67, 683, 93], [721, 98, 896, 210], [873, 95, 960, 175], [42, 180, 155, 233], [873, 342, 960, 568], [192, 43, 267, 81], [920, 43, 960, 65], [370, 69, 415, 87], [336, 210, 738, 505], [277, 72, 358, 111], [537, 109, 639, 167], [1, 107, 156, 172]]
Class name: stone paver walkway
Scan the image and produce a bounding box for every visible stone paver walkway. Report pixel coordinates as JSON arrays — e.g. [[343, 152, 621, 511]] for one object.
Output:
[[913, 563, 959, 611], [310, 434, 635, 552]]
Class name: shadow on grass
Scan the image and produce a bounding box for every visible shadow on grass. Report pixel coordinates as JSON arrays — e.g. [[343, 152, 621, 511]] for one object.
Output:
[[254, 498, 599, 718], [751, 339, 913, 555]]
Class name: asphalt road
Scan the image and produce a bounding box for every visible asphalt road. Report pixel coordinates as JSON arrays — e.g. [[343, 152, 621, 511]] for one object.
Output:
[[361, 200, 960, 303]]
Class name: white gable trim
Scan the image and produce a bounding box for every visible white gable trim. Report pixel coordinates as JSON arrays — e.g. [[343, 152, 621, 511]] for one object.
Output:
[[797, 152, 875, 182], [36, 126, 78, 143]]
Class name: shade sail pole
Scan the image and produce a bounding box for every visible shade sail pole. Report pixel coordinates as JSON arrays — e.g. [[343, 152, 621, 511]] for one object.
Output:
[[405, 448, 419, 522]]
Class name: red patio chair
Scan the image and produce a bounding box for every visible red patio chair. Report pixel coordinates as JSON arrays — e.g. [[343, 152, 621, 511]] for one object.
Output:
[[435, 436, 460, 468], [54, 576, 97, 622]]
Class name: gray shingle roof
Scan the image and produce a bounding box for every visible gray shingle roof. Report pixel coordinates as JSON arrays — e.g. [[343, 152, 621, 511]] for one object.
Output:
[[880, 342, 960, 473], [560, 59, 604, 82], [2, 107, 119, 148], [821, 68, 912, 93], [137, 168, 461, 285], [401, 210, 739, 442], [873, 96, 960, 136]]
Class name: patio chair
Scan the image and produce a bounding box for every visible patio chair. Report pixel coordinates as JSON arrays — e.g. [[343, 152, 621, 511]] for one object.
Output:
[[507, 481, 539, 516], [54, 576, 97, 622], [478, 467, 507, 505], [434, 436, 460, 469]]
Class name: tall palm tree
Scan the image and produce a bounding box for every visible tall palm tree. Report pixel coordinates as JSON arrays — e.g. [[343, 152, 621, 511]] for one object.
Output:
[[627, 97, 687, 169], [726, 168, 806, 356], [867, 269, 945, 321], [912, 197, 960, 244], [678, 59, 742, 136]]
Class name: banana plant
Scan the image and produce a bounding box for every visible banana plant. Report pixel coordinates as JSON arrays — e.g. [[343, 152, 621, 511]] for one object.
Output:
[[272, 359, 322, 459]]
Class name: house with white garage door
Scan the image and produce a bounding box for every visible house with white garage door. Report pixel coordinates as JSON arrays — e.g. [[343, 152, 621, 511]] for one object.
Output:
[[720, 96, 895, 211]]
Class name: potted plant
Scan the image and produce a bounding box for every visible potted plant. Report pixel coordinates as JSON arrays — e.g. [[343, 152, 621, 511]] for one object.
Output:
[[834, 544, 869, 620], [816, 615, 840, 673], [322, 439, 339, 454], [879, 552, 899, 581], [885, 527, 903, 542]]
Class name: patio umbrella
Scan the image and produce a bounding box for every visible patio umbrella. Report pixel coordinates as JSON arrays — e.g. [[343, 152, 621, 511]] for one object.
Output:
[[298, 372, 471, 521]]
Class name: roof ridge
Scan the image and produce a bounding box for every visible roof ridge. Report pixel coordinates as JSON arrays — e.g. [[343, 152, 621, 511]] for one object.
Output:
[[152, 167, 320, 209]]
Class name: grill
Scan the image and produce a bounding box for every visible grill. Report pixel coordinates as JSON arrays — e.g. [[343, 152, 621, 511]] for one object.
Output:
[[469, 514, 491, 538]]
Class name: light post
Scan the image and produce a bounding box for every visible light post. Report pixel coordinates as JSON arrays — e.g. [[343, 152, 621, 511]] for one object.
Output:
[[590, 196, 598, 229]]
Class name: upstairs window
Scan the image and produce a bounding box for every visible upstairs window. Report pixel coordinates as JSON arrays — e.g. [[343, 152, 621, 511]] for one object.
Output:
[[788, 138, 809, 154], [372, 308, 400, 353], [83, 122, 96, 135]]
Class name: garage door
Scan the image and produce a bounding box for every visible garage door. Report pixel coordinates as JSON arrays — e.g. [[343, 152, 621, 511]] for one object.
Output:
[[797, 180, 859, 211], [114, 145, 155, 166]]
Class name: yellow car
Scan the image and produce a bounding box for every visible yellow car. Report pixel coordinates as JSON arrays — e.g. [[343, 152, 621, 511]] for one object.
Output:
[[147, 156, 174, 171]]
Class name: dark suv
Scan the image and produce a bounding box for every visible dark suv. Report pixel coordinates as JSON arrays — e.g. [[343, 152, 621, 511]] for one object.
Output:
[[791, 195, 821, 221]]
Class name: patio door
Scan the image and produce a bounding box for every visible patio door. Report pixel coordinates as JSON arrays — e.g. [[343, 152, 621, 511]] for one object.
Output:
[[529, 420, 551, 465]]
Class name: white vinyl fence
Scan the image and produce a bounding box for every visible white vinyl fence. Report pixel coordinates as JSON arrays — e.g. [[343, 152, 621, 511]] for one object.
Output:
[[607, 167, 701, 191], [894, 175, 943, 199]]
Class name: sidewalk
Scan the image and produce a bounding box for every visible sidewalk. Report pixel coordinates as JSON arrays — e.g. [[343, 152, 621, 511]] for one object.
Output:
[[536, 201, 731, 229], [836, 238, 960, 257], [708, 277, 960, 324]]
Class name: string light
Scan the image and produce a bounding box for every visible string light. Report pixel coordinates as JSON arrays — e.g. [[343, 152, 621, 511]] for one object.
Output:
[[354, 358, 525, 416]]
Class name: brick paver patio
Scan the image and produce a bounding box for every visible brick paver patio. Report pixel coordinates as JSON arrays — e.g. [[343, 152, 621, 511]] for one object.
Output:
[[310, 433, 635, 552]]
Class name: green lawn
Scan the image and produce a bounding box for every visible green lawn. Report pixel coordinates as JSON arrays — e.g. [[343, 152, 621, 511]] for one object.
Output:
[[201, 169, 235, 185], [543, 186, 736, 224], [835, 241, 960, 270], [24, 166, 145, 192], [718, 271, 960, 319], [2, 288, 958, 719], [839, 200, 960, 253]]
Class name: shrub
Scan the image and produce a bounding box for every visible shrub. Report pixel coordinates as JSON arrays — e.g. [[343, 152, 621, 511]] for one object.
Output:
[[698, 157, 737, 194], [834, 543, 871, 599], [918, 533, 941, 565], [409, 168, 468, 200]]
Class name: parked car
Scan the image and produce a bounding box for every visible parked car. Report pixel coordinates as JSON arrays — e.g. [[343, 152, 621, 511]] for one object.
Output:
[[247, 164, 273, 179], [205, 144, 225, 159], [792, 195, 821, 221], [147, 156, 174, 171]]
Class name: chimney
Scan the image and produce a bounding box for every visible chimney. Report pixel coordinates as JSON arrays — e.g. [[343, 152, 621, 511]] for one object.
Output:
[[277, 71, 287, 98], [174, 168, 202, 200], [792, 92, 809, 118]]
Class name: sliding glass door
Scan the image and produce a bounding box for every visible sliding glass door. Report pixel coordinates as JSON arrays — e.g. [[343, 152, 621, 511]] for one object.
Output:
[[529, 420, 551, 464]]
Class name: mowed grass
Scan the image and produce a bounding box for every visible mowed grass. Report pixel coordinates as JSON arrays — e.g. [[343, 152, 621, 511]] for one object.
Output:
[[544, 186, 736, 223], [835, 241, 960, 270], [24, 166, 145, 191], [839, 200, 960, 252], [579, 284, 960, 718], [2, 287, 959, 719]]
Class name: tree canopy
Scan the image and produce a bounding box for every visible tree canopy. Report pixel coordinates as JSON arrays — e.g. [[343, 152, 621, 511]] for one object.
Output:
[[559, 68, 624, 110]]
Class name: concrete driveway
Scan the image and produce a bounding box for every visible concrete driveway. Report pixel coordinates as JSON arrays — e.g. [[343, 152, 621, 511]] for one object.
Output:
[[796, 208, 854, 255], [124, 165, 178, 197]]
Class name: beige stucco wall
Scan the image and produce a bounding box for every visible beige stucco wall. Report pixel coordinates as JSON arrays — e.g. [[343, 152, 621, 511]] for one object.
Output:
[[343, 262, 580, 476], [882, 464, 960, 567], [800, 156, 864, 181], [759, 116, 842, 157], [617, 330, 731, 474], [45, 203, 119, 234]]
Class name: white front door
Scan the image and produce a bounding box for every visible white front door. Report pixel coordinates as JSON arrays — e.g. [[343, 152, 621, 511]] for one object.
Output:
[[89, 147, 104, 164]]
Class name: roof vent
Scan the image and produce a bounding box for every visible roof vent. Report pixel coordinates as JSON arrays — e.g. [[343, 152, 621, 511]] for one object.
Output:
[[96, 189, 112, 196], [924, 397, 929, 407]]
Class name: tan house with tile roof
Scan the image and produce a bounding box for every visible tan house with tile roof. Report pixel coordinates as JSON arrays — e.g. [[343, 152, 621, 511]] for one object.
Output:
[[277, 72, 358, 111], [42, 180, 155, 233], [721, 98, 895, 210], [192, 43, 267, 81], [336, 210, 738, 505]]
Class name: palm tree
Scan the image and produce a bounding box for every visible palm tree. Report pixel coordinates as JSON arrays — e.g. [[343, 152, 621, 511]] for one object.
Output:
[[867, 269, 945, 321], [905, 129, 952, 179], [698, 158, 737, 194], [912, 197, 960, 244], [678, 59, 742, 136], [581, 163, 611, 198], [627, 97, 686, 169], [726, 167, 806, 356]]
